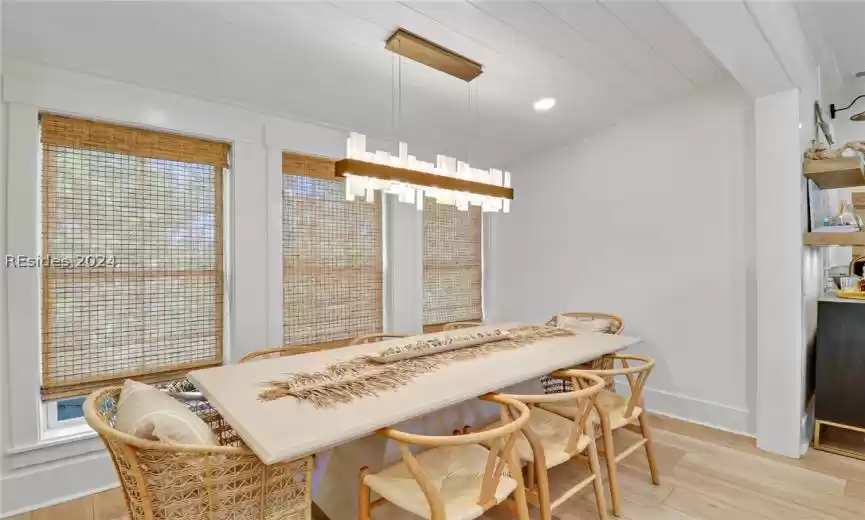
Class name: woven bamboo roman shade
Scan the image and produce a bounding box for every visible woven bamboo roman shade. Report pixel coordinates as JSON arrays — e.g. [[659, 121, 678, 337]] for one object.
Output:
[[423, 201, 482, 329], [282, 153, 383, 347], [40, 114, 227, 399]]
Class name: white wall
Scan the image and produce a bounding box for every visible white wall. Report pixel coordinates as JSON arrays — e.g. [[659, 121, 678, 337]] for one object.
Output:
[[489, 79, 756, 434], [0, 58, 468, 517]]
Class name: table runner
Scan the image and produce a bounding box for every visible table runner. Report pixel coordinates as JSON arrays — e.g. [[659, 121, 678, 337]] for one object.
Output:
[[260, 325, 573, 407]]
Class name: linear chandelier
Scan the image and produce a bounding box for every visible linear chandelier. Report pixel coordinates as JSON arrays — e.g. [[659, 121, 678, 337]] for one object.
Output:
[[336, 132, 511, 213], [335, 29, 512, 213]]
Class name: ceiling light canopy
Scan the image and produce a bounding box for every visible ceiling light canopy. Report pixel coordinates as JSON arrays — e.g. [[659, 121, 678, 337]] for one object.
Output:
[[533, 98, 556, 112]]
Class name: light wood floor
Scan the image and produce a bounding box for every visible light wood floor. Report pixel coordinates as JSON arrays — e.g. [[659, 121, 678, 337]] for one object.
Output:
[[10, 415, 865, 520]]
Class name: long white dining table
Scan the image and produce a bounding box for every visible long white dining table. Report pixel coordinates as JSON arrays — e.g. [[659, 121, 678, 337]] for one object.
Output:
[[188, 323, 641, 520]]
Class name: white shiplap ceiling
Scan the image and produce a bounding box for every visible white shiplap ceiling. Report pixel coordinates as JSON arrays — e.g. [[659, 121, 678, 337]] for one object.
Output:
[[796, 1, 865, 87], [2, 1, 724, 167]]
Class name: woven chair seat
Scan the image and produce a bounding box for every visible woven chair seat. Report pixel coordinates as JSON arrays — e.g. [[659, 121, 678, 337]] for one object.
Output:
[[364, 444, 517, 520], [541, 390, 643, 430], [482, 408, 591, 469]]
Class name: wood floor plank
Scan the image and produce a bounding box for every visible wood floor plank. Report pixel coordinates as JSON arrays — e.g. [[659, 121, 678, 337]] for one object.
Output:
[[92, 489, 126, 520], [31, 496, 93, 520], [845, 479, 865, 500], [662, 486, 772, 520], [15, 414, 865, 520]]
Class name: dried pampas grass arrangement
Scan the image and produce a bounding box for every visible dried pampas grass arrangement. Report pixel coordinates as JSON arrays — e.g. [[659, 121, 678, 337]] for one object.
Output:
[[259, 325, 573, 408]]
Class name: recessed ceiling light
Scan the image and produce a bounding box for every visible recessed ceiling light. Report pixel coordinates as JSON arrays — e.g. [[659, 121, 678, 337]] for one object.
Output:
[[533, 98, 556, 112]]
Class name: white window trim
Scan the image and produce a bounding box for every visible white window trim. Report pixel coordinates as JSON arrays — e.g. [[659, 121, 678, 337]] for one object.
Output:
[[3, 63, 262, 468], [43, 399, 87, 431]]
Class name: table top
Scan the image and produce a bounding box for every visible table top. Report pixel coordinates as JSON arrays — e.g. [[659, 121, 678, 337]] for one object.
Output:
[[188, 323, 641, 465]]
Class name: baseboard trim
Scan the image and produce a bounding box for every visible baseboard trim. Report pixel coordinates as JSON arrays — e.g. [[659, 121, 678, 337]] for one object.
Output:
[[0, 452, 118, 518], [619, 383, 753, 437]]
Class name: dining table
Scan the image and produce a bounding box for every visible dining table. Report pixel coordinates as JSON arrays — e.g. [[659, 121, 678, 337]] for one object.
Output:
[[188, 322, 641, 520]]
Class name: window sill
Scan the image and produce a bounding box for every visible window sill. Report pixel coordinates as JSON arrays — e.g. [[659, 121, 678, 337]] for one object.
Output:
[[5, 424, 103, 470]]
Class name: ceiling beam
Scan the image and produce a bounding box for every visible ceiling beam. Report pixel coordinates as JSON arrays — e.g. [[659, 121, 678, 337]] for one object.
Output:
[[662, 0, 796, 98]]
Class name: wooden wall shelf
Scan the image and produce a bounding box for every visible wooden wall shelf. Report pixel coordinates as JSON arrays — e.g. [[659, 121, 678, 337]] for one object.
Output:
[[804, 156, 865, 189], [804, 232, 865, 247]]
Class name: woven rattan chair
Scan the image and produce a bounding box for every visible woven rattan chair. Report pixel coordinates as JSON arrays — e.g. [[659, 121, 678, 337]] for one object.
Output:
[[85, 387, 313, 520], [359, 394, 532, 520], [481, 371, 608, 520], [240, 345, 323, 363], [349, 333, 411, 345], [442, 321, 484, 331], [541, 354, 658, 517], [542, 312, 624, 394]]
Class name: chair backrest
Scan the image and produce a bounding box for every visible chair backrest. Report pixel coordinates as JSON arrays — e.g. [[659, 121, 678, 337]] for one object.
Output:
[[442, 321, 484, 331], [546, 312, 623, 334], [502, 371, 605, 454], [239, 345, 323, 363], [577, 354, 654, 420], [376, 394, 530, 515], [349, 333, 410, 345]]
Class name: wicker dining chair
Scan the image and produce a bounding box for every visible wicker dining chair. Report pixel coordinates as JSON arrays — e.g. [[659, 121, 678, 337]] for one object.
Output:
[[359, 394, 532, 520], [349, 333, 411, 345], [442, 321, 484, 331], [542, 312, 624, 395], [84, 387, 314, 520], [540, 354, 658, 517], [480, 371, 608, 520]]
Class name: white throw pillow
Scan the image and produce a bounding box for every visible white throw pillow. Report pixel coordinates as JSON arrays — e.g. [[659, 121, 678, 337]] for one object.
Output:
[[114, 380, 218, 446], [556, 315, 613, 334]]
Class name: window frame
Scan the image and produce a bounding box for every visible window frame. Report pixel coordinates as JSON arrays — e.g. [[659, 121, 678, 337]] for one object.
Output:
[[4, 102, 241, 464], [421, 202, 485, 331], [43, 397, 87, 431], [279, 163, 384, 348], [38, 115, 229, 399]]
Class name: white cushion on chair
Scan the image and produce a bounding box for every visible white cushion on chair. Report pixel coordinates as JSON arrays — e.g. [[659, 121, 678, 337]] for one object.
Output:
[[114, 380, 217, 445], [364, 444, 517, 520], [541, 390, 643, 430], [555, 315, 613, 333], [483, 408, 591, 469]]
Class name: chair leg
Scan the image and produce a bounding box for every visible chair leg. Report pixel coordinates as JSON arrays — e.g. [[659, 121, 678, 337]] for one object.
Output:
[[359, 466, 371, 520], [599, 416, 621, 517], [505, 452, 532, 520], [638, 413, 661, 485], [586, 436, 609, 520]]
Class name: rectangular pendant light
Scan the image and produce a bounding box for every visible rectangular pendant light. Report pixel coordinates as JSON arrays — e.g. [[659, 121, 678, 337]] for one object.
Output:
[[334, 158, 513, 200], [385, 29, 483, 82]]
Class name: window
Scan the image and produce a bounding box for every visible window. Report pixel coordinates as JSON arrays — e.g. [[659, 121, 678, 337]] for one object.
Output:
[[40, 114, 228, 400], [282, 154, 382, 346], [423, 201, 483, 331]]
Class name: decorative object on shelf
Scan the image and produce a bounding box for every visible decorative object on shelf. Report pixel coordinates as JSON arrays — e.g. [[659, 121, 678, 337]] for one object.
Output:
[[258, 325, 573, 408], [338, 133, 512, 212], [805, 141, 865, 160], [837, 288, 865, 300], [821, 200, 862, 230], [830, 94, 865, 121]]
